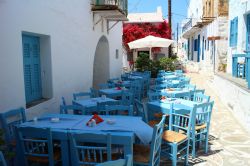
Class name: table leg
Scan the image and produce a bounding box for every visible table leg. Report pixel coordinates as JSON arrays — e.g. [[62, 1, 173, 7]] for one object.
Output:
[[61, 140, 70, 166]]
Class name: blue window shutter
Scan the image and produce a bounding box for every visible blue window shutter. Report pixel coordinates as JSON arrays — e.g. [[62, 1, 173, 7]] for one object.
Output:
[[22, 35, 42, 103], [235, 17, 238, 46], [230, 20, 233, 46]]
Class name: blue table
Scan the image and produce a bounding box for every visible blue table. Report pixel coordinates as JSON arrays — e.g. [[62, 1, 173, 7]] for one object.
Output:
[[114, 80, 131, 88], [99, 88, 125, 98], [159, 88, 191, 97], [147, 99, 199, 120], [73, 97, 117, 112], [19, 114, 152, 166]]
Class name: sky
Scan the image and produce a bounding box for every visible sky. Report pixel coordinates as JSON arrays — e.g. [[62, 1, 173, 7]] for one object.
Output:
[[128, 0, 190, 39]]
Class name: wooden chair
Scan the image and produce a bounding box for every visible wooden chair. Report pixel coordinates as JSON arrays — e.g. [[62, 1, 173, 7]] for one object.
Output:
[[104, 105, 133, 116], [90, 87, 99, 98], [16, 126, 60, 166], [190, 101, 214, 158], [161, 103, 195, 166], [0, 107, 26, 146], [0, 151, 7, 166], [73, 92, 91, 100], [147, 91, 161, 102], [121, 91, 134, 106], [193, 92, 210, 103], [96, 154, 132, 166], [96, 101, 119, 114], [69, 133, 115, 166], [129, 80, 143, 101], [60, 104, 86, 115], [133, 115, 166, 166], [134, 99, 165, 128]]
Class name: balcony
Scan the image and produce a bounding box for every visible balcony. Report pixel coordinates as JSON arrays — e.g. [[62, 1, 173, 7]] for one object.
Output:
[[91, 0, 128, 21], [182, 18, 201, 38]]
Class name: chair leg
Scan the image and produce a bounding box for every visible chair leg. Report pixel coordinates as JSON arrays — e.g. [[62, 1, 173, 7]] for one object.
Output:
[[192, 136, 196, 158], [185, 140, 190, 166], [172, 143, 177, 166], [205, 133, 209, 153]]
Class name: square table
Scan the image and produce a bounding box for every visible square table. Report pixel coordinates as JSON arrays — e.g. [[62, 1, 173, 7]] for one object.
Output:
[[159, 88, 190, 97], [18, 114, 152, 166], [73, 97, 117, 112], [147, 98, 200, 120], [99, 88, 125, 98]]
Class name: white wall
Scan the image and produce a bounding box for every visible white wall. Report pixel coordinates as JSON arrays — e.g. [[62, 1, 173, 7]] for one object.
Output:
[[0, 0, 123, 118], [213, 75, 250, 133]]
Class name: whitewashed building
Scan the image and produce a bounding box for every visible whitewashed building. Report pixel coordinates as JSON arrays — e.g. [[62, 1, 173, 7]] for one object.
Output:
[[0, 0, 127, 118], [181, 0, 228, 73], [123, 6, 169, 65]]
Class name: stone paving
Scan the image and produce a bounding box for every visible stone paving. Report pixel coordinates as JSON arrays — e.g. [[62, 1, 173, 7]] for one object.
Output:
[[161, 73, 250, 166]]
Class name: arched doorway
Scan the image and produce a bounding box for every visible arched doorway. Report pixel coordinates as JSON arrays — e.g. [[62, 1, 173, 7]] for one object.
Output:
[[93, 36, 110, 88]]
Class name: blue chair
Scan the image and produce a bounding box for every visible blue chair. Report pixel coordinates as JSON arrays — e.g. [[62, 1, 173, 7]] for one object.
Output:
[[90, 87, 99, 97], [147, 91, 161, 102], [161, 103, 195, 166], [73, 92, 91, 100], [99, 83, 114, 89], [96, 154, 132, 166], [193, 93, 210, 103], [61, 97, 66, 106], [121, 91, 134, 106], [69, 133, 112, 166], [104, 105, 133, 116], [190, 101, 214, 158], [172, 91, 191, 100], [96, 101, 120, 113], [154, 84, 168, 91], [0, 108, 26, 146], [60, 104, 86, 115], [194, 89, 205, 94], [130, 80, 143, 101], [134, 99, 162, 127], [107, 78, 120, 84], [0, 151, 7, 166], [184, 84, 196, 91], [16, 126, 60, 166], [133, 115, 166, 166]]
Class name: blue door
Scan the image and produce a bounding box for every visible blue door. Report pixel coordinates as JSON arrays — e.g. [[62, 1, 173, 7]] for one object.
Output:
[[22, 35, 42, 103], [246, 14, 250, 80], [202, 36, 205, 60], [197, 35, 200, 62]]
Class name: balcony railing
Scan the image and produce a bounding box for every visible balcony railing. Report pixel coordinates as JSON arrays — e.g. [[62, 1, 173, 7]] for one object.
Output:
[[232, 54, 250, 89], [182, 19, 192, 34], [92, 0, 128, 16]]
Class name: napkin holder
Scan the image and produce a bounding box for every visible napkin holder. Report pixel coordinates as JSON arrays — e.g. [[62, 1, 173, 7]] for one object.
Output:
[[86, 114, 104, 126]]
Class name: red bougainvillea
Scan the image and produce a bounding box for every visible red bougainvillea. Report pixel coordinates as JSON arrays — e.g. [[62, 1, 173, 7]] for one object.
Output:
[[123, 20, 171, 54]]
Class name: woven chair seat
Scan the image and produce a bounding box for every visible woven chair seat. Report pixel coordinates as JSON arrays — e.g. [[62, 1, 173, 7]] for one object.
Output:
[[195, 124, 206, 130], [162, 130, 187, 143]]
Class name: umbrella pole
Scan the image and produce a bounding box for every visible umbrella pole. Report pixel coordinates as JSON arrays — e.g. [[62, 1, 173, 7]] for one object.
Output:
[[150, 47, 152, 60]]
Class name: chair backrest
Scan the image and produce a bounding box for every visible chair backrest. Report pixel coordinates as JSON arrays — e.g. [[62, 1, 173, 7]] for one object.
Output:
[[173, 91, 191, 100], [193, 93, 210, 103], [90, 87, 99, 98], [121, 91, 134, 106], [130, 80, 143, 101], [96, 154, 132, 166], [184, 84, 196, 91], [16, 127, 54, 166], [0, 151, 7, 166], [134, 99, 148, 123], [154, 84, 168, 91], [96, 101, 119, 113], [195, 101, 214, 131], [73, 92, 91, 100], [194, 89, 205, 95], [148, 92, 161, 102], [169, 103, 195, 138], [61, 97, 66, 106], [69, 133, 112, 166], [0, 107, 26, 144], [60, 104, 86, 115], [104, 105, 133, 116], [148, 115, 167, 166]]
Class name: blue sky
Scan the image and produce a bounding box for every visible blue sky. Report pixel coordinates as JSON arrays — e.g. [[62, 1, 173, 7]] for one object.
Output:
[[128, 0, 189, 38]]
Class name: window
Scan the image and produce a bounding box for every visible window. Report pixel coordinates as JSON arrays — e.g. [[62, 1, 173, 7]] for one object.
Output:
[[230, 17, 238, 47], [22, 33, 53, 107]]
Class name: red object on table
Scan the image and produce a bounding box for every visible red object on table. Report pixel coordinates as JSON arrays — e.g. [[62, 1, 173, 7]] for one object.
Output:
[[116, 87, 122, 90], [86, 114, 104, 126]]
